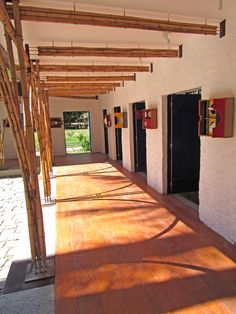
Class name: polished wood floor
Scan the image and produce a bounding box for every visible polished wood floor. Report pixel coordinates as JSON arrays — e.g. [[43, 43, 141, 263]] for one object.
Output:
[[55, 154, 236, 314]]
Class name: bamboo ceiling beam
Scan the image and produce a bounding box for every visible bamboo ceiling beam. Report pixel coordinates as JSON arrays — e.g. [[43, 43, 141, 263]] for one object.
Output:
[[56, 95, 98, 100], [45, 75, 136, 82], [6, 4, 217, 35], [48, 90, 111, 96], [32, 64, 150, 73], [43, 82, 120, 89], [38, 46, 179, 58], [47, 87, 113, 93]]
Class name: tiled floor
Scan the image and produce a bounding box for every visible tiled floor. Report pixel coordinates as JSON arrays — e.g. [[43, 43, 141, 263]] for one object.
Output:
[[55, 154, 236, 314]]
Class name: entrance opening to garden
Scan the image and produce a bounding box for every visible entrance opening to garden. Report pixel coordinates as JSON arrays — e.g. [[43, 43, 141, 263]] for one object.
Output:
[[63, 111, 91, 154]]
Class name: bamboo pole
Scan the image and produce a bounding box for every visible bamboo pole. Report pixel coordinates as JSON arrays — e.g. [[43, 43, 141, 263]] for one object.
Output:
[[32, 64, 150, 73], [12, 0, 46, 269], [43, 91, 54, 168], [45, 75, 135, 82], [38, 46, 179, 58], [0, 55, 38, 264], [0, 122, 6, 166], [47, 90, 111, 96], [29, 60, 52, 201], [43, 82, 121, 88], [4, 30, 21, 117], [6, 4, 217, 35], [0, 0, 17, 45]]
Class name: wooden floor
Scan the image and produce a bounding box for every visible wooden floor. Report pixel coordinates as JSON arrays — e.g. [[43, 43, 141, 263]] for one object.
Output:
[[55, 154, 236, 314]]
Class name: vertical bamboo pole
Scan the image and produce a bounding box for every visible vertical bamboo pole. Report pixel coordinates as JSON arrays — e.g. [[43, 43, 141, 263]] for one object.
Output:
[[4, 29, 20, 117], [12, 0, 46, 268], [43, 90, 54, 169], [0, 60, 37, 263]]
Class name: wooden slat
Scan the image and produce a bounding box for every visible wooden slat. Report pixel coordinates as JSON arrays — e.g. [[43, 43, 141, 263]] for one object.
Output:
[[6, 4, 217, 35], [38, 46, 179, 58], [45, 75, 136, 82]]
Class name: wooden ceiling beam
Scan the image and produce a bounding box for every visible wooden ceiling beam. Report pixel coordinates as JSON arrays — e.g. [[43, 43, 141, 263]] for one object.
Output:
[[45, 75, 136, 82], [6, 5, 217, 35], [35, 64, 150, 73], [38, 46, 179, 58], [43, 82, 120, 89]]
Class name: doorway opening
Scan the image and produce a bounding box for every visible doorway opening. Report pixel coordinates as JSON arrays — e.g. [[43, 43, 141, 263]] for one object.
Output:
[[103, 109, 109, 154], [114, 106, 123, 161], [133, 102, 147, 174], [63, 111, 91, 154], [167, 90, 201, 206]]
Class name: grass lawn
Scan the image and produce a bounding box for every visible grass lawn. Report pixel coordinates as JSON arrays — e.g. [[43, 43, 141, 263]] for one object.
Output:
[[65, 129, 90, 153]]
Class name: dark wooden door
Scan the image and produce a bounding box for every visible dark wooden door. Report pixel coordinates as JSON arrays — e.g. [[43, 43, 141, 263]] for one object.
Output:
[[133, 102, 146, 172], [114, 106, 122, 160], [103, 109, 109, 154], [168, 94, 201, 193]]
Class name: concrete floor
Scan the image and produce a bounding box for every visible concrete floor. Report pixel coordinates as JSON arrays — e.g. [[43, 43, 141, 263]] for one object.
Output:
[[0, 284, 54, 314]]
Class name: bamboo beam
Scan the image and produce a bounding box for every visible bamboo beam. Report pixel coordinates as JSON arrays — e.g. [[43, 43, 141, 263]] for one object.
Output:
[[54, 95, 98, 100], [48, 88, 113, 93], [0, 0, 17, 45], [43, 82, 120, 89], [38, 46, 179, 58], [45, 75, 135, 82], [6, 4, 217, 35], [48, 90, 110, 96], [34, 64, 150, 73]]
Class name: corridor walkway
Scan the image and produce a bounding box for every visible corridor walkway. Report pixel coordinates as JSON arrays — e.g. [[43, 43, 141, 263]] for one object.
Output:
[[55, 154, 236, 314]]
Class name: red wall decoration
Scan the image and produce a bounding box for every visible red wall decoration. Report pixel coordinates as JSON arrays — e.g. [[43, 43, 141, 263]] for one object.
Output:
[[199, 97, 234, 138]]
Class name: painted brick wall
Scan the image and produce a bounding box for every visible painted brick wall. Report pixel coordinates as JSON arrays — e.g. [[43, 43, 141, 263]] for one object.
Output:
[[99, 3, 236, 243]]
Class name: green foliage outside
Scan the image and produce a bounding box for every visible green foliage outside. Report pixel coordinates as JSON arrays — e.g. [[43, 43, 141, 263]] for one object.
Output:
[[65, 129, 90, 153]]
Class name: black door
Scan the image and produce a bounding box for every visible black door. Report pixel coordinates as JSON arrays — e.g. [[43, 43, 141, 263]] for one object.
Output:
[[133, 102, 146, 172], [103, 109, 109, 154], [168, 94, 201, 193], [114, 106, 122, 160]]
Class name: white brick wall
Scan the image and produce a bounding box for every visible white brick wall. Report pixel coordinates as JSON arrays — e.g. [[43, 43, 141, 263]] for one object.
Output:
[[99, 2, 236, 243]]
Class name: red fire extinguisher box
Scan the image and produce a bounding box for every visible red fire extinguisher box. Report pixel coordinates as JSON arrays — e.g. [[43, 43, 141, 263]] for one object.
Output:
[[142, 109, 157, 129]]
